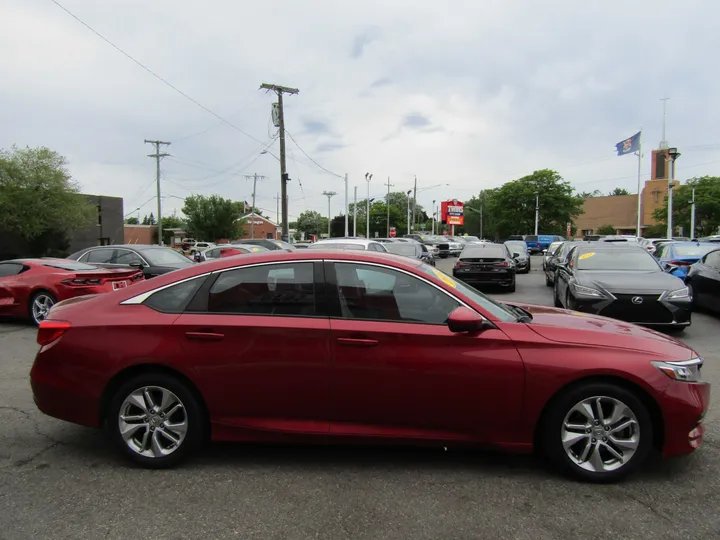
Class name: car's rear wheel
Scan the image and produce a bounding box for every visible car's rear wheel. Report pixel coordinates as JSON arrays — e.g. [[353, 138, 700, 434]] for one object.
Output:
[[507, 279, 516, 293], [553, 281, 562, 307], [108, 373, 205, 468], [545, 272, 553, 287], [541, 382, 653, 482], [29, 291, 56, 325]]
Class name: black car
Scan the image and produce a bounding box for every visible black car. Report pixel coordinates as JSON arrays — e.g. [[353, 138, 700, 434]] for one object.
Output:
[[382, 241, 435, 266], [231, 239, 296, 251], [685, 247, 720, 314], [67, 245, 195, 278], [544, 240, 583, 286], [452, 243, 516, 292], [553, 244, 691, 330]]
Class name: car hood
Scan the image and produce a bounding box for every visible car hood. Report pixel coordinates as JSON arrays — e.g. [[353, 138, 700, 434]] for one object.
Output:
[[510, 303, 696, 360], [576, 270, 684, 294]]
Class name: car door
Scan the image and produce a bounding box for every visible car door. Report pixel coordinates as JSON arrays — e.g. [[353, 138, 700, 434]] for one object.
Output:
[[173, 261, 332, 435], [697, 250, 720, 312], [326, 261, 524, 443], [554, 246, 577, 303]]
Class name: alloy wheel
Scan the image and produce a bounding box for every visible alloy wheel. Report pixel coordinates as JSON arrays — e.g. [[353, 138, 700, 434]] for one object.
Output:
[[561, 396, 639, 473], [31, 293, 55, 324], [118, 386, 188, 458]]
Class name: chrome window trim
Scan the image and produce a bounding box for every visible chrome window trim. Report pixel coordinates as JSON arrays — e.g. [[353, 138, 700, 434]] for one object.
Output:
[[326, 259, 483, 318]]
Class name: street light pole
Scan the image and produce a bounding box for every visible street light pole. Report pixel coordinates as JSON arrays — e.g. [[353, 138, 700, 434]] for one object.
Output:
[[666, 148, 681, 238], [534, 191, 539, 236], [365, 173, 373, 238], [322, 191, 337, 237], [406, 190, 412, 235], [385, 177, 393, 237], [431, 199, 436, 235], [353, 186, 358, 237], [690, 188, 696, 240]]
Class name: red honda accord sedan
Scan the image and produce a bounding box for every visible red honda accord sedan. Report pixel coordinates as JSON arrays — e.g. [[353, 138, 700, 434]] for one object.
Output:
[[30, 250, 709, 482]]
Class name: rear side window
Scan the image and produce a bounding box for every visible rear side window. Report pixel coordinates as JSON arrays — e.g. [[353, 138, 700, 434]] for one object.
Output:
[[0, 263, 25, 277], [207, 263, 315, 316], [86, 249, 116, 264], [144, 277, 206, 313]]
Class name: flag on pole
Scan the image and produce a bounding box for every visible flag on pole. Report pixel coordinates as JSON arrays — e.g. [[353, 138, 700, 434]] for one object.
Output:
[[615, 131, 641, 156], [244, 200, 251, 212]]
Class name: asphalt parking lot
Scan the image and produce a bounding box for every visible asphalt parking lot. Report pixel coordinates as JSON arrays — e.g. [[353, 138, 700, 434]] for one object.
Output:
[[1, 254, 719, 540]]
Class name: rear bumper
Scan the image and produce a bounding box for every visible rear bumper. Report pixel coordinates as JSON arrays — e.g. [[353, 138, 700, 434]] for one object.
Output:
[[453, 269, 515, 285], [661, 381, 711, 457]]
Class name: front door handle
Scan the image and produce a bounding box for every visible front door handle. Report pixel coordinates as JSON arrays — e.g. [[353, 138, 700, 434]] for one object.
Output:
[[185, 331, 225, 341], [336, 337, 379, 347]]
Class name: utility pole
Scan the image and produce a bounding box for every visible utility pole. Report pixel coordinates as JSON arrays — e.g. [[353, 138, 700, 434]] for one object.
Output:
[[406, 190, 412, 235], [353, 186, 358, 237], [534, 191, 540, 236], [244, 173, 266, 239], [412, 176, 418, 232], [385, 177, 394, 237], [660, 97, 670, 149], [144, 139, 171, 245], [260, 83, 299, 242], [344, 174, 349, 237], [274, 193, 281, 224], [431, 199, 436, 235], [479, 192, 484, 239], [322, 191, 337, 237], [690, 188, 696, 240], [365, 173, 373, 238]]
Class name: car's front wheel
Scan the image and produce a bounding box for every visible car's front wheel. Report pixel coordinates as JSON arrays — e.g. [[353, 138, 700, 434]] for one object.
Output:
[[29, 291, 56, 325], [541, 382, 653, 482], [107, 373, 206, 468]]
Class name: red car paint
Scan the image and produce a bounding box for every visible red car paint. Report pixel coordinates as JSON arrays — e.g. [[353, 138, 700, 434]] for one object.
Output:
[[29, 250, 709, 460], [0, 258, 143, 322]]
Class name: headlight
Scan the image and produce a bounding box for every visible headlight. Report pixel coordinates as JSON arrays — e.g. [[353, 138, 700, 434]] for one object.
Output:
[[664, 287, 690, 300], [651, 358, 703, 382], [570, 283, 605, 298]]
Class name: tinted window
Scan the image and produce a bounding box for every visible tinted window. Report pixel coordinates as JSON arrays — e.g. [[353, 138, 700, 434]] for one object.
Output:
[[576, 249, 661, 271], [461, 245, 505, 258], [654, 244, 668, 258], [524, 235, 538, 242], [114, 249, 144, 265], [673, 245, 717, 258], [0, 263, 24, 277], [204, 248, 221, 260], [139, 248, 194, 267], [504, 241, 526, 253], [384, 243, 419, 257], [86, 248, 116, 263], [144, 277, 206, 313], [207, 263, 315, 316], [334, 263, 458, 324]]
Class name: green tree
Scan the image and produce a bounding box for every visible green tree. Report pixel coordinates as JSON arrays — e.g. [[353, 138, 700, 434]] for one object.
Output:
[[652, 176, 720, 237], [483, 169, 584, 239], [142, 213, 157, 225], [579, 189, 602, 198], [597, 224, 616, 235], [160, 215, 185, 245], [0, 146, 95, 247], [610, 188, 630, 196], [296, 210, 328, 237], [182, 194, 244, 241], [125, 217, 139, 225]]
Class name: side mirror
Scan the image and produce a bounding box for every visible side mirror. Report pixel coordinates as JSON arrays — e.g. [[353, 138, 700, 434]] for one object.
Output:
[[447, 307, 494, 333], [512, 252, 520, 259], [129, 261, 145, 268], [542, 249, 548, 255], [664, 264, 677, 273]]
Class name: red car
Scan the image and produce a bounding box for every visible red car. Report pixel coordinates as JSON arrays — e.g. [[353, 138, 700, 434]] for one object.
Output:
[[0, 258, 144, 325], [29, 251, 709, 482]]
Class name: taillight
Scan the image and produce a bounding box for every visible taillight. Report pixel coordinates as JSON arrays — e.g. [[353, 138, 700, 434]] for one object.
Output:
[[37, 320, 71, 346], [670, 261, 691, 267], [62, 278, 101, 286], [537, 243, 541, 248], [455, 261, 469, 268], [495, 261, 509, 267]]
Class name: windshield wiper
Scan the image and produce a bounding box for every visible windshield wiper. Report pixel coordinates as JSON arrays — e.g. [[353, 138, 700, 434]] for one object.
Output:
[[505, 304, 533, 323]]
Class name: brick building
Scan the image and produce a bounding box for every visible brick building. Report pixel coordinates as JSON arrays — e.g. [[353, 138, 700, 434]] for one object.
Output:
[[124, 224, 156, 245], [575, 148, 679, 236], [237, 213, 280, 241]]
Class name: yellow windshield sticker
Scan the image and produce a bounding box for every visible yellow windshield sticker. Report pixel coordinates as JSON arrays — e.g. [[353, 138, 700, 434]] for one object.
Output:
[[579, 252, 595, 260], [251, 247, 260, 252], [432, 268, 457, 288]]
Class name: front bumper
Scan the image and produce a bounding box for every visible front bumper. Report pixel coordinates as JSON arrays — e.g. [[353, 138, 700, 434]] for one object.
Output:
[[661, 381, 711, 457], [572, 294, 692, 327]]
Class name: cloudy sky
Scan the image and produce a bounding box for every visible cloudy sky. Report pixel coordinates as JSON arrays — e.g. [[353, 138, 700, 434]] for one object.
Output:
[[2, 0, 719, 223]]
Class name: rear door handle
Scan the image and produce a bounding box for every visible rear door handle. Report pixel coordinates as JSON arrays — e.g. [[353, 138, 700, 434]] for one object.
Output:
[[336, 337, 379, 347], [185, 331, 225, 341]]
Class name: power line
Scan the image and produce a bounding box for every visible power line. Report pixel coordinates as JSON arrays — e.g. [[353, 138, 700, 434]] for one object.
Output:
[[124, 195, 157, 218], [285, 130, 344, 178], [48, 0, 265, 145]]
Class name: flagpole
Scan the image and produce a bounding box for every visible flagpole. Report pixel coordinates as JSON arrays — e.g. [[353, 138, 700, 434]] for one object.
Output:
[[635, 129, 643, 237]]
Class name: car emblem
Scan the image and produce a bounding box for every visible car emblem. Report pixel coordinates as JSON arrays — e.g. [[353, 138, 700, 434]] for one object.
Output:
[[631, 296, 643, 305]]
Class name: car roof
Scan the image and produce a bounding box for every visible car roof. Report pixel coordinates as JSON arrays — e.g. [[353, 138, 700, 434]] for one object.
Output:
[[314, 238, 382, 246]]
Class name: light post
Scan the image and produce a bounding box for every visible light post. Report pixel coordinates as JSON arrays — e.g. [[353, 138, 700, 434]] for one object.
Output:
[[534, 191, 539, 235], [365, 172, 373, 238], [406, 190, 412, 235], [689, 188, 696, 240], [666, 148, 681, 238], [322, 191, 337, 237]]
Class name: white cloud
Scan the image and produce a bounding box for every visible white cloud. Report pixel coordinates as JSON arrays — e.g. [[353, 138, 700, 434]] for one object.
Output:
[[2, 0, 719, 223]]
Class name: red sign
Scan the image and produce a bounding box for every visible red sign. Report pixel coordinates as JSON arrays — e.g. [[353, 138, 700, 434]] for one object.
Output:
[[566, 222, 572, 237], [389, 227, 396, 238], [441, 199, 464, 226]]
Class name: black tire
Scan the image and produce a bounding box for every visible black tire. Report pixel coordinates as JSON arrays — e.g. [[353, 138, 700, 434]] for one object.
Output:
[[565, 290, 574, 311], [540, 382, 653, 483], [553, 282, 562, 308], [29, 290, 57, 326], [107, 372, 206, 469], [507, 279, 516, 293], [545, 273, 553, 287]]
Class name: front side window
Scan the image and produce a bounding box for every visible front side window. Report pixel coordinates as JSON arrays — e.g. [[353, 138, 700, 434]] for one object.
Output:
[[207, 263, 315, 316], [114, 249, 144, 265], [86, 248, 116, 264], [334, 263, 459, 324]]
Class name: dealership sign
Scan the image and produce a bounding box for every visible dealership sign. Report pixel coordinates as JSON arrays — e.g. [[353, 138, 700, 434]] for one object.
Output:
[[441, 199, 464, 226]]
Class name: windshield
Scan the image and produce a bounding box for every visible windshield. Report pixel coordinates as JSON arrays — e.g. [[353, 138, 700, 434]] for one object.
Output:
[[272, 240, 296, 250], [673, 244, 717, 258], [576, 249, 661, 271], [416, 264, 516, 322], [463, 236, 480, 242], [139, 248, 195, 267], [43, 261, 99, 271], [383, 243, 419, 257], [306, 243, 366, 250], [547, 241, 563, 254], [504, 241, 526, 253]]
